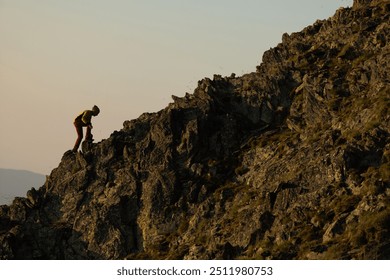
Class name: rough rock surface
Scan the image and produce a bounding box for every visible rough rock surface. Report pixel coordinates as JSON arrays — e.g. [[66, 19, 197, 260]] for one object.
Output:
[[1, 0, 389, 259]]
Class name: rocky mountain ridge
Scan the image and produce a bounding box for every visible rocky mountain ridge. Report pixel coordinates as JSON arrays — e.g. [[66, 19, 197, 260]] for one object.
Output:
[[1, 0, 389, 259]]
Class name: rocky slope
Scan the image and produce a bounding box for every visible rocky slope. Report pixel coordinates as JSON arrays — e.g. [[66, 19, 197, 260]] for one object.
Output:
[[1, 0, 389, 259]]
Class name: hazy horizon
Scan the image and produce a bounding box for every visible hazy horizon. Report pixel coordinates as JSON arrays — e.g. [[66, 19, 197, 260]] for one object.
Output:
[[0, 168, 45, 205], [0, 0, 353, 174]]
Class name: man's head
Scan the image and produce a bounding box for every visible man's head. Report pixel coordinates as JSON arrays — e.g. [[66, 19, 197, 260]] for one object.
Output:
[[92, 105, 100, 116]]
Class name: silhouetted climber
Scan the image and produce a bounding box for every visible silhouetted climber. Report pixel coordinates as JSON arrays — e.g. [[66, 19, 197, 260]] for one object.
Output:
[[72, 105, 100, 152]]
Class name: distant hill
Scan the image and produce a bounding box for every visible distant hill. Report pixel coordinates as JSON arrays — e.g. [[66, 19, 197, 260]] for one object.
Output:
[[0, 169, 45, 205]]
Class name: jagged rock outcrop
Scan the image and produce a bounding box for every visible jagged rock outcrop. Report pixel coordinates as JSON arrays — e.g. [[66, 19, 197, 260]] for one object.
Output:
[[1, 0, 389, 259]]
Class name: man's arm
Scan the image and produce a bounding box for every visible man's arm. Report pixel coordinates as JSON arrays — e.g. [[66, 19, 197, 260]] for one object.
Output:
[[81, 111, 93, 127]]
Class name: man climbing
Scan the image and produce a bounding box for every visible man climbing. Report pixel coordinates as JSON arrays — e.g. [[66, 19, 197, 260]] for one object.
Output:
[[72, 105, 100, 152]]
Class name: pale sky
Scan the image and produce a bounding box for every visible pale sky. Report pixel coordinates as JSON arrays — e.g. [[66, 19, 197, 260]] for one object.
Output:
[[0, 0, 353, 175]]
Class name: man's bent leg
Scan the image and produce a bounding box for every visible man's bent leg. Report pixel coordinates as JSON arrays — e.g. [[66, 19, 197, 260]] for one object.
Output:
[[85, 126, 93, 141], [73, 123, 83, 152]]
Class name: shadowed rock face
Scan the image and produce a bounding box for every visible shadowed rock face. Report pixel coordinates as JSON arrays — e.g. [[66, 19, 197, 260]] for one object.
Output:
[[1, 0, 389, 260]]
